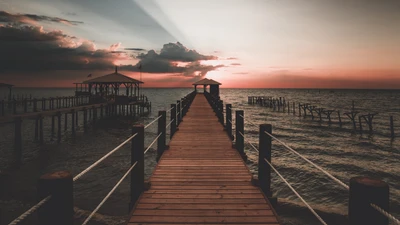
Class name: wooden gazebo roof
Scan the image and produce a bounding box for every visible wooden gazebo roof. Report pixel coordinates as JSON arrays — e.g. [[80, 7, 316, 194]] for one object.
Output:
[[192, 78, 221, 85], [83, 67, 143, 84], [0, 83, 14, 88]]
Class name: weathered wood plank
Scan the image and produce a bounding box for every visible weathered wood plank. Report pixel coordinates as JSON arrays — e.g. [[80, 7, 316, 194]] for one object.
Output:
[[127, 93, 280, 224]]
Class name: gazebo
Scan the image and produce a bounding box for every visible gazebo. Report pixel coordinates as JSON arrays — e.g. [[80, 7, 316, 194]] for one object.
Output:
[[74, 66, 143, 104], [193, 78, 221, 97], [0, 82, 13, 101]]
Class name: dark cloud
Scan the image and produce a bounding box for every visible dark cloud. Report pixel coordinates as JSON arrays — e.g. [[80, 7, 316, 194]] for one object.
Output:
[[141, 42, 217, 62], [0, 11, 83, 26], [0, 24, 127, 73], [132, 42, 220, 76], [231, 63, 241, 66], [125, 48, 146, 51]]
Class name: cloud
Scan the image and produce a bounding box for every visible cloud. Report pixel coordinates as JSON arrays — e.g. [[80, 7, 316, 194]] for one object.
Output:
[[133, 42, 220, 76], [234, 72, 249, 75], [227, 57, 238, 60], [125, 48, 146, 51], [0, 11, 83, 26], [0, 24, 128, 73], [231, 63, 241, 66], [109, 42, 121, 51]]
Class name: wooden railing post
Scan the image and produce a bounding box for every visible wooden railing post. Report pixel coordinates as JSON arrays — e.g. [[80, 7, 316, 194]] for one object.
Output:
[[157, 110, 167, 158], [235, 110, 244, 156], [390, 116, 394, 138], [177, 100, 181, 126], [349, 177, 389, 225], [259, 124, 272, 196], [13, 117, 22, 168], [226, 104, 233, 140], [57, 112, 62, 143], [33, 98, 37, 112], [218, 100, 224, 125], [130, 125, 144, 210], [170, 104, 176, 139], [38, 171, 73, 225], [83, 108, 87, 132]]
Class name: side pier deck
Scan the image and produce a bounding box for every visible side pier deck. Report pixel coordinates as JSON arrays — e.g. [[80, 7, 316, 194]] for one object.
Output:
[[129, 93, 280, 224]]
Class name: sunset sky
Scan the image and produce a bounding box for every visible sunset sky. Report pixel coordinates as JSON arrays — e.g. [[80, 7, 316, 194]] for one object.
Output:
[[1, 0, 400, 88]]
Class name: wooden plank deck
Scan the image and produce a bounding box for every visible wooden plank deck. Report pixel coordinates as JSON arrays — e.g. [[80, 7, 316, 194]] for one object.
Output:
[[129, 93, 280, 224]]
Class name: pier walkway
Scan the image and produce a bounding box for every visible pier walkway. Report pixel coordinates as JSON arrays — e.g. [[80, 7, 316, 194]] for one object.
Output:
[[129, 93, 280, 224]]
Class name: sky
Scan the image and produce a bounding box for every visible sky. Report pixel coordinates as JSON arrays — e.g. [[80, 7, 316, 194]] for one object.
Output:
[[0, 0, 400, 88]]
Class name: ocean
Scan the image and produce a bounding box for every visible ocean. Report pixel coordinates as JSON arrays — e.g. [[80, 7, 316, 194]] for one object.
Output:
[[1, 88, 399, 225]]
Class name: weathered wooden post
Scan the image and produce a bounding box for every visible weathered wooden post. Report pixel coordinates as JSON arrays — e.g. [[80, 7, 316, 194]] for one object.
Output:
[[39, 115, 44, 144], [75, 111, 78, 126], [71, 110, 75, 136], [157, 110, 167, 159], [338, 110, 342, 127], [390, 116, 394, 138], [35, 117, 39, 141], [258, 124, 272, 196], [1, 100, 4, 116], [51, 115, 55, 138], [130, 125, 144, 210], [12, 99, 17, 114], [226, 104, 233, 140], [219, 100, 224, 125], [349, 177, 389, 225], [177, 100, 181, 126], [293, 102, 295, 115], [13, 117, 22, 167], [83, 108, 87, 132], [24, 99, 27, 113], [33, 98, 37, 112], [57, 112, 62, 143], [359, 116, 363, 132], [235, 110, 244, 158], [170, 104, 176, 139], [298, 104, 302, 116], [64, 113, 68, 131], [38, 171, 73, 225]]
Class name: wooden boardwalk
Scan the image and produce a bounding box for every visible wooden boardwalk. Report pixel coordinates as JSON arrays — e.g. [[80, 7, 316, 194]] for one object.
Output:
[[129, 93, 280, 224]]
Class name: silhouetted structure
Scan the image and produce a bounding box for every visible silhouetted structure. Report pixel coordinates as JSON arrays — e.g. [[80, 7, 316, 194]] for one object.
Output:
[[193, 78, 221, 97], [74, 66, 144, 104], [0, 82, 13, 101]]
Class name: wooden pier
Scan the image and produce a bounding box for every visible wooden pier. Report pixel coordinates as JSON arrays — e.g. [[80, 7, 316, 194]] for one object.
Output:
[[128, 93, 280, 224]]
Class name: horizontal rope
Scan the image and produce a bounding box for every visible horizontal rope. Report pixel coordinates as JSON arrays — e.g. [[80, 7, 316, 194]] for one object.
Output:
[[263, 131, 349, 190], [263, 158, 327, 225], [228, 119, 232, 124], [370, 203, 400, 225], [73, 133, 138, 181], [166, 106, 174, 113], [81, 161, 138, 225], [144, 115, 162, 129], [144, 132, 162, 155], [166, 119, 175, 129], [8, 196, 51, 225], [239, 114, 259, 127]]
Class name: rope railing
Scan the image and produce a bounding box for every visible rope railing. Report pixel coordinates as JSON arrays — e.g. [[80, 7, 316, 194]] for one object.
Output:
[[166, 106, 174, 113], [166, 119, 175, 129], [7, 91, 197, 225], [370, 203, 400, 225], [144, 115, 162, 129], [73, 133, 138, 181], [144, 132, 162, 155], [262, 131, 349, 190], [8, 196, 52, 225], [263, 157, 328, 225], [81, 161, 138, 225], [237, 111, 400, 224]]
